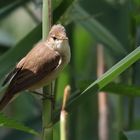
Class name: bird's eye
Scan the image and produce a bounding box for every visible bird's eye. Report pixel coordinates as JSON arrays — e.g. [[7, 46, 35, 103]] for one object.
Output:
[[52, 37, 57, 40]]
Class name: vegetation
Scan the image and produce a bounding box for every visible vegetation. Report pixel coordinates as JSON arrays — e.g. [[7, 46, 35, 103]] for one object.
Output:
[[0, 0, 140, 140]]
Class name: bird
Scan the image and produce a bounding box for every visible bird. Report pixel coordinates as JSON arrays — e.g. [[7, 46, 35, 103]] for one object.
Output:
[[0, 24, 71, 111]]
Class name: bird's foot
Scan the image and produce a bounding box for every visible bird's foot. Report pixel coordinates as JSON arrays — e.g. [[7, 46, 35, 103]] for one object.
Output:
[[31, 91, 55, 108], [31, 91, 54, 99]]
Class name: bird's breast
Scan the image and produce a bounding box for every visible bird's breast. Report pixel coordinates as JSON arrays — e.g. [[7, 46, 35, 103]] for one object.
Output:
[[28, 61, 65, 90]]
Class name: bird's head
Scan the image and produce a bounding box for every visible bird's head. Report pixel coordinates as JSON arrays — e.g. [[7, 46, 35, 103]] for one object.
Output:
[[47, 24, 69, 52], [44, 24, 71, 64]]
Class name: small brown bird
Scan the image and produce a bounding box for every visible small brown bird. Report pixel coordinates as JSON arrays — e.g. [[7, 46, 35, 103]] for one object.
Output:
[[0, 24, 71, 110]]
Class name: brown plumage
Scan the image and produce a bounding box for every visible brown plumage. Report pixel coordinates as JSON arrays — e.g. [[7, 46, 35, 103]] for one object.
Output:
[[0, 24, 71, 110]]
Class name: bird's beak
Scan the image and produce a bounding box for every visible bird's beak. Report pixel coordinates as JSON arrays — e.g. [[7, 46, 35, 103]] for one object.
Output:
[[62, 36, 68, 40]]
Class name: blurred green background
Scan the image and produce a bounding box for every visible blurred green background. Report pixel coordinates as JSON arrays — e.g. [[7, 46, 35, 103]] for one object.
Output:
[[0, 0, 140, 140]]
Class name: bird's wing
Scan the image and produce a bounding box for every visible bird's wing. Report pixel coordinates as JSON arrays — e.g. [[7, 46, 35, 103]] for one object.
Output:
[[5, 43, 61, 93], [2, 57, 26, 86]]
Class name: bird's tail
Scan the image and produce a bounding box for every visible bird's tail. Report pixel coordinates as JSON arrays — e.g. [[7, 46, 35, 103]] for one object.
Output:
[[0, 91, 14, 111]]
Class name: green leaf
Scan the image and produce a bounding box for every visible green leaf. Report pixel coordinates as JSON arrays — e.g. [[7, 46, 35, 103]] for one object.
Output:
[[71, 5, 127, 56], [124, 131, 140, 140], [96, 47, 140, 88], [0, 0, 27, 9], [53, 47, 140, 124], [0, 0, 30, 18], [0, 113, 40, 136], [134, 15, 140, 25], [53, 0, 74, 22], [119, 131, 128, 140], [0, 24, 42, 80], [102, 82, 140, 96]]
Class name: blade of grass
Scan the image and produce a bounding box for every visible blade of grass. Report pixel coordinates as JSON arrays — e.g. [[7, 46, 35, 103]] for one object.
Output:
[[0, 0, 30, 18], [0, 113, 40, 136], [53, 46, 140, 123], [53, 0, 74, 22], [0, 0, 29, 9], [124, 131, 140, 140], [102, 82, 140, 96], [71, 5, 127, 56], [96, 47, 140, 88], [0, 25, 42, 80]]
